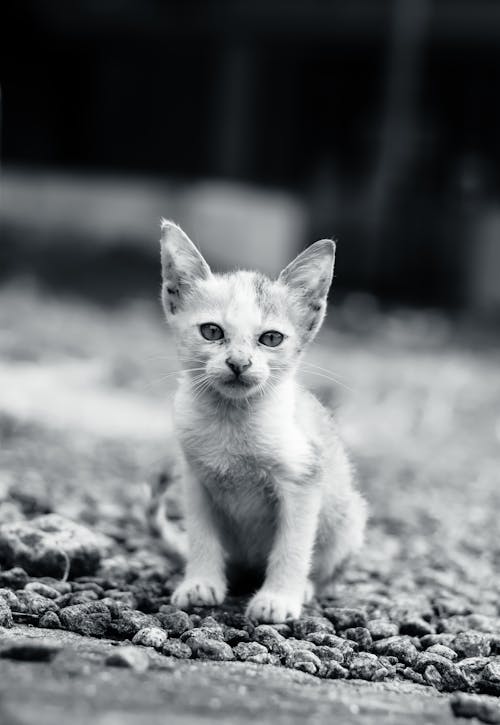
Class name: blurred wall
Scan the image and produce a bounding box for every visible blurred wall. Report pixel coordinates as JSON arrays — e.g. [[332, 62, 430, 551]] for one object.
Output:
[[2, 0, 500, 311]]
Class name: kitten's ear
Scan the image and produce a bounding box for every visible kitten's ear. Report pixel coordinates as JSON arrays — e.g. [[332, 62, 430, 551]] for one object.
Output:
[[160, 219, 211, 316], [279, 239, 336, 338]]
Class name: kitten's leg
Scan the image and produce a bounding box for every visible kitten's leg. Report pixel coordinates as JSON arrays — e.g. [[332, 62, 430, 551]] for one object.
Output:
[[246, 483, 321, 622], [171, 472, 227, 608], [303, 578, 315, 605]]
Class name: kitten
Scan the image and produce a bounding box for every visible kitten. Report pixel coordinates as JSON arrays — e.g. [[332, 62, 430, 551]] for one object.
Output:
[[158, 220, 367, 622]]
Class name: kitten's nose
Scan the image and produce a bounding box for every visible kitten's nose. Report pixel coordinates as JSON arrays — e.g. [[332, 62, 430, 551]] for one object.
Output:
[[225, 358, 252, 377]]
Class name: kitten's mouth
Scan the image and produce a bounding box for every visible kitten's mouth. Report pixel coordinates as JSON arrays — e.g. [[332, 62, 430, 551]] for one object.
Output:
[[216, 375, 260, 398]]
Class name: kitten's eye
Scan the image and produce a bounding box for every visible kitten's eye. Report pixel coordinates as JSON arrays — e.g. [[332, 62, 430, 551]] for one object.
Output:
[[259, 331, 284, 347], [200, 323, 224, 341]]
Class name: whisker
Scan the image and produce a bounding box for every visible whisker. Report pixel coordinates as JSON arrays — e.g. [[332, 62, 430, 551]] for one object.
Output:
[[298, 367, 355, 393]]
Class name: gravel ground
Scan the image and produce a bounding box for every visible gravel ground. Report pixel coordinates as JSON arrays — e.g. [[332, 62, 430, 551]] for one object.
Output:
[[0, 283, 499, 723]]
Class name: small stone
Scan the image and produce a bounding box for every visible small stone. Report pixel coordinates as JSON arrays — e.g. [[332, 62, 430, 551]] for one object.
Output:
[[181, 627, 225, 652], [324, 607, 367, 631], [424, 664, 443, 689], [371, 636, 419, 666], [402, 668, 426, 685], [426, 644, 457, 660], [320, 661, 349, 679], [450, 693, 500, 724], [104, 590, 138, 609], [39, 611, 61, 629], [292, 616, 335, 638], [305, 632, 355, 654], [0, 599, 13, 627], [199, 616, 221, 630], [399, 617, 434, 637], [100, 598, 130, 619], [193, 638, 234, 661], [132, 627, 167, 649], [0, 567, 29, 589], [349, 652, 381, 681], [252, 625, 286, 654], [0, 588, 22, 610], [224, 627, 250, 646], [108, 610, 161, 640], [0, 638, 62, 661], [371, 667, 390, 682], [480, 662, 500, 696], [233, 642, 268, 661], [284, 649, 322, 675], [314, 645, 345, 663], [24, 582, 60, 600], [59, 602, 111, 637], [344, 627, 372, 650], [106, 646, 150, 672], [246, 652, 278, 665], [420, 633, 456, 649], [69, 591, 100, 605], [415, 651, 473, 691], [157, 609, 191, 637], [269, 623, 292, 638], [366, 619, 399, 640], [161, 640, 192, 659], [452, 631, 492, 658], [0, 514, 111, 578], [17, 591, 58, 616]]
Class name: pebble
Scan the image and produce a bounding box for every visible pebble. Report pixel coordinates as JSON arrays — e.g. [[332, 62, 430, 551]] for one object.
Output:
[[452, 631, 492, 658], [292, 616, 335, 638], [320, 661, 349, 679], [17, 591, 58, 616], [371, 636, 419, 666], [344, 627, 372, 650], [193, 638, 234, 661], [314, 645, 345, 663], [59, 602, 111, 637], [132, 627, 168, 649], [224, 627, 250, 645], [39, 611, 61, 629], [480, 662, 500, 695], [0, 514, 111, 578], [161, 640, 192, 659], [348, 653, 381, 681], [0, 567, 29, 589], [323, 607, 367, 630], [180, 627, 225, 651], [24, 582, 60, 600], [0, 588, 22, 610], [157, 609, 191, 637], [284, 649, 322, 675], [108, 610, 162, 640], [366, 619, 398, 640], [0, 638, 62, 661], [450, 693, 500, 724], [0, 599, 14, 627], [252, 625, 286, 654], [106, 646, 150, 672], [399, 617, 434, 637], [233, 642, 269, 661], [423, 664, 443, 689], [425, 644, 457, 660]]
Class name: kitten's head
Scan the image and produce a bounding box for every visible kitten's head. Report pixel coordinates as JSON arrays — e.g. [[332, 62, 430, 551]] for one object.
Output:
[[160, 220, 335, 401]]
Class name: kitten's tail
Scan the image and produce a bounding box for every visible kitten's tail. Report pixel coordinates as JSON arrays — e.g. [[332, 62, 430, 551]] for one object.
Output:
[[147, 468, 188, 566]]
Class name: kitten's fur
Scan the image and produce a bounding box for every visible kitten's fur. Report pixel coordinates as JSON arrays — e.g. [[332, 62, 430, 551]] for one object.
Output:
[[159, 220, 367, 622]]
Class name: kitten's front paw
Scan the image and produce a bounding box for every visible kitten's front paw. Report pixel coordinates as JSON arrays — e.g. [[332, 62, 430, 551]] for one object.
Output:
[[171, 578, 226, 610], [246, 590, 302, 623]]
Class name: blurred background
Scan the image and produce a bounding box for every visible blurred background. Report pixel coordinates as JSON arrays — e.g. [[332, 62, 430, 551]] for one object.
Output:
[[2, 0, 500, 313], [0, 0, 499, 567]]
